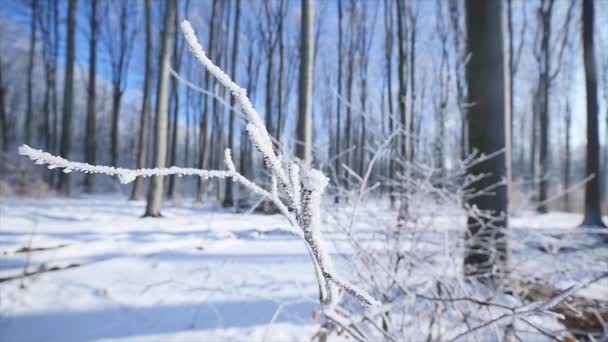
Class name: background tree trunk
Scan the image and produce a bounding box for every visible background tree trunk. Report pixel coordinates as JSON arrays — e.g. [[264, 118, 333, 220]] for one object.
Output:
[[145, 0, 176, 217], [131, 0, 153, 201], [196, 0, 219, 202], [84, 0, 98, 193], [464, 0, 509, 285], [580, 0, 606, 228], [295, 0, 315, 167], [25, 0, 38, 147], [222, 0, 241, 208], [57, 0, 77, 195]]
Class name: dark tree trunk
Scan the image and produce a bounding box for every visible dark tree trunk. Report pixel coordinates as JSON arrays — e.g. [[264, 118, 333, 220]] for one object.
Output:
[[131, 0, 153, 201], [223, 0, 241, 208], [464, 0, 509, 284], [84, 0, 98, 193], [25, 0, 38, 146], [564, 100, 571, 212], [580, 0, 606, 228], [295, 0, 314, 166], [384, 0, 395, 207], [196, 0, 219, 202], [57, 0, 77, 195], [0, 57, 7, 152], [167, 1, 189, 200], [334, 0, 343, 202]]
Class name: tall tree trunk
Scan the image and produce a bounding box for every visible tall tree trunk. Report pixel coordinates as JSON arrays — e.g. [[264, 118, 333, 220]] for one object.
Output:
[[168, 1, 188, 200], [564, 99, 571, 211], [276, 0, 286, 147], [131, 0, 153, 201], [57, 0, 77, 195], [25, 0, 38, 146], [196, 0, 219, 202], [84, 0, 98, 193], [334, 0, 343, 202], [145, 0, 176, 217], [464, 0, 509, 285], [295, 0, 314, 167], [384, 0, 395, 208], [223, 0, 240, 208], [580, 0, 606, 227], [536, 0, 554, 213], [110, 86, 122, 167], [0, 56, 7, 152]]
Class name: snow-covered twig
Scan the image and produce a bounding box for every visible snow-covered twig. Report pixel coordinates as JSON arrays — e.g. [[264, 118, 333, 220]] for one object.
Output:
[[19, 20, 379, 326], [18, 144, 232, 185]]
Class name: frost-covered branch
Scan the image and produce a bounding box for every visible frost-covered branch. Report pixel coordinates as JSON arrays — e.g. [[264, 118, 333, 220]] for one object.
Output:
[[19, 20, 378, 325], [18, 144, 233, 185]]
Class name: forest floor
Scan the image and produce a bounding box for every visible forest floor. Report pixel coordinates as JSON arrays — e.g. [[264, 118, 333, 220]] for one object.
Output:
[[0, 195, 607, 341]]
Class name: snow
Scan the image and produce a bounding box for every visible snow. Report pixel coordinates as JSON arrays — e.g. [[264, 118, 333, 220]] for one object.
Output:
[[1, 196, 606, 341], [0, 195, 324, 342]]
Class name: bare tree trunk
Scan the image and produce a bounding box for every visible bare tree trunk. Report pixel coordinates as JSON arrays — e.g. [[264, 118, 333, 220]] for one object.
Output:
[[131, 0, 153, 201], [223, 0, 241, 208], [383, 0, 395, 207], [344, 2, 356, 189], [57, 0, 77, 195], [50, 0, 59, 157], [335, 0, 344, 202], [295, 0, 315, 167], [84, 0, 98, 193], [564, 99, 571, 211], [408, 3, 417, 164], [464, 0, 509, 285], [144, 0, 176, 217], [25, 0, 38, 146], [395, 0, 410, 218], [196, 0, 219, 202], [580, 0, 606, 228], [276, 0, 286, 147], [0, 57, 7, 152], [168, 1, 188, 200]]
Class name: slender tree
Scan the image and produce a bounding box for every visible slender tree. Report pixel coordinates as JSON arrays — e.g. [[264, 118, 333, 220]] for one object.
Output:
[[223, 0, 241, 208], [83, 0, 98, 193], [145, 0, 176, 217], [196, 0, 219, 202], [131, 0, 153, 201], [57, 0, 77, 194], [580, 0, 606, 228], [533, 0, 575, 212], [0, 55, 7, 152], [335, 0, 344, 202], [295, 0, 315, 166], [464, 0, 509, 283], [383, 0, 395, 207], [103, 0, 138, 167], [25, 0, 38, 146]]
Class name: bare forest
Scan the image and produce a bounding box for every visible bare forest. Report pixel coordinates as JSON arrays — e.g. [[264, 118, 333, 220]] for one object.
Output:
[[1, 0, 607, 341]]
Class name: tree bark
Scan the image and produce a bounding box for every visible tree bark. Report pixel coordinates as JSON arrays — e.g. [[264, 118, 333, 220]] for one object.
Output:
[[144, 0, 176, 217], [25, 0, 38, 146], [57, 0, 77, 195], [0, 56, 7, 152], [131, 0, 153, 201], [223, 0, 241, 208], [295, 0, 315, 167], [564, 99, 571, 211], [580, 0, 606, 228], [464, 0, 509, 285], [196, 0, 219, 202], [83, 0, 98, 193]]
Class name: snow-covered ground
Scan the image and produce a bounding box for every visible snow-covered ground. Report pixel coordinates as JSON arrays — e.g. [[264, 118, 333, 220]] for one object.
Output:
[[1, 195, 606, 341], [0, 195, 324, 342]]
